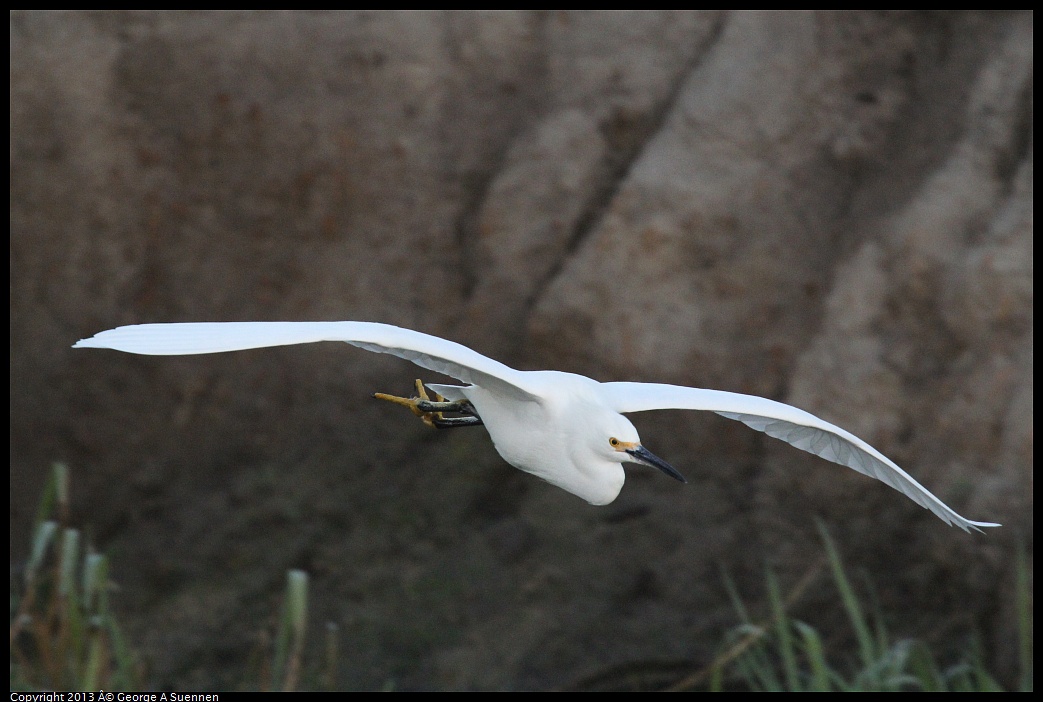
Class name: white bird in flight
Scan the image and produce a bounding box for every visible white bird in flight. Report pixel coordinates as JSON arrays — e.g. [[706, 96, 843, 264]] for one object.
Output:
[[74, 321, 999, 532]]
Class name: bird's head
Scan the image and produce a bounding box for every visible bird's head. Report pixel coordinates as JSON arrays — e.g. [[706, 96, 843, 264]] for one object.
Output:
[[590, 411, 687, 485]]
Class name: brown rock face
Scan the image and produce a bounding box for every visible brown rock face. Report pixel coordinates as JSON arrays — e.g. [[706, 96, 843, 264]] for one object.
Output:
[[11, 11, 1030, 690]]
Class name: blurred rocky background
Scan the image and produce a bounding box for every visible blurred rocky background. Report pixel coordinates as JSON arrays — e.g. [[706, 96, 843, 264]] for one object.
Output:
[[10, 10, 1031, 690]]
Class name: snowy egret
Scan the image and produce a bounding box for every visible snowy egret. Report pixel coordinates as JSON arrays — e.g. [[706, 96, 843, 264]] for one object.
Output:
[[74, 321, 999, 532]]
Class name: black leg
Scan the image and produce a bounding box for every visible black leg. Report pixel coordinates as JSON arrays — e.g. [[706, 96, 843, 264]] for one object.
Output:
[[426, 414, 484, 428]]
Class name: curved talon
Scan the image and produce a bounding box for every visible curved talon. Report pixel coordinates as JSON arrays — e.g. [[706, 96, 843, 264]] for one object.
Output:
[[374, 379, 483, 429]]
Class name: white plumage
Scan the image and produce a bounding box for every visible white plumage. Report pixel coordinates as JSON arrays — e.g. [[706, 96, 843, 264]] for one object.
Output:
[[74, 321, 999, 532]]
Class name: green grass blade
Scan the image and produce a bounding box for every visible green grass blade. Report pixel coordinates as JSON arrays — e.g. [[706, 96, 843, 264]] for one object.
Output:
[[58, 528, 81, 599], [324, 621, 339, 691], [81, 617, 106, 691], [793, 620, 833, 691], [765, 568, 801, 691], [1015, 542, 1032, 692], [906, 640, 944, 691], [31, 463, 66, 531], [82, 553, 108, 617], [815, 521, 877, 684], [273, 569, 309, 691], [720, 567, 751, 624], [25, 520, 58, 589]]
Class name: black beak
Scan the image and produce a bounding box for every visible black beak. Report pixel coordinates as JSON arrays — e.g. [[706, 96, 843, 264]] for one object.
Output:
[[626, 445, 687, 483]]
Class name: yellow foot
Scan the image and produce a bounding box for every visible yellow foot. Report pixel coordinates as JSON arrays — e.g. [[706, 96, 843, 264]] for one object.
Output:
[[374, 379, 444, 428], [374, 379, 483, 429]]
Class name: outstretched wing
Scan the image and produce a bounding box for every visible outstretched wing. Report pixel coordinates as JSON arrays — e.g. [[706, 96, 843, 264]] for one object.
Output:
[[600, 382, 999, 532], [74, 322, 539, 401]]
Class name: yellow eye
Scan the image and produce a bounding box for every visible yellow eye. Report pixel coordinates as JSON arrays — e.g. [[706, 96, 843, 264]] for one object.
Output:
[[609, 437, 620, 447]]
